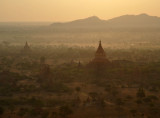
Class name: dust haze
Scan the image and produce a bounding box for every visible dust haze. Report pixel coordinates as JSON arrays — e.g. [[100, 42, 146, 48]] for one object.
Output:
[[1, 14, 160, 118]]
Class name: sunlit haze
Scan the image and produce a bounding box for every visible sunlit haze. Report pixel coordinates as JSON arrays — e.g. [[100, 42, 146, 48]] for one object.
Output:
[[0, 0, 160, 22]]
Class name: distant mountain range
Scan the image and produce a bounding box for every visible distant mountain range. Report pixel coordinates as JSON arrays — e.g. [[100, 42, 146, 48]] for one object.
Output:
[[51, 14, 160, 28]]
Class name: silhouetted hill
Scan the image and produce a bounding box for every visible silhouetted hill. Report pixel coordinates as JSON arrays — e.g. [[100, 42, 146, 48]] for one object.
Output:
[[51, 16, 106, 28], [51, 14, 160, 28], [107, 13, 160, 27]]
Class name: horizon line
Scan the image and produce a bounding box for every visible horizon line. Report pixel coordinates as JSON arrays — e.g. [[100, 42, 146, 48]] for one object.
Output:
[[0, 13, 159, 23]]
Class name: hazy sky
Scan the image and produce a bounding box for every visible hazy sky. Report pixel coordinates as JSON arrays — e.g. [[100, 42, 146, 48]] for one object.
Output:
[[0, 0, 159, 22]]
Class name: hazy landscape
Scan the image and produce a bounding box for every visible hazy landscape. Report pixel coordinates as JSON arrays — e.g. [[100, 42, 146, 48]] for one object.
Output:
[[1, 13, 160, 118], [1, 14, 160, 48]]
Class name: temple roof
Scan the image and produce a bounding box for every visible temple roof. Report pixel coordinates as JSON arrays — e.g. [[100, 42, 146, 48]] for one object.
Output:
[[24, 41, 30, 49], [96, 41, 105, 54], [87, 41, 110, 66]]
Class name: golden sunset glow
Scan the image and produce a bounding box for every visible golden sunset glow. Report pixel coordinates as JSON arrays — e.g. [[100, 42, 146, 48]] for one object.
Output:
[[0, 0, 160, 22]]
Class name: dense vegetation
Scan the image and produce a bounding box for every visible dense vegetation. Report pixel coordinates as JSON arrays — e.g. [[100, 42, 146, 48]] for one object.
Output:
[[0, 43, 160, 118]]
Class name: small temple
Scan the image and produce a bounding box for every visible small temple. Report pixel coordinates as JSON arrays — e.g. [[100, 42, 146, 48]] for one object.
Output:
[[21, 41, 31, 55], [88, 41, 110, 67]]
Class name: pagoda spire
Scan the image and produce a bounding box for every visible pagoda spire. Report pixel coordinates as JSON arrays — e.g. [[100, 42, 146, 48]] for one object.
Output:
[[26, 41, 28, 46], [99, 40, 101, 46], [88, 41, 110, 66], [96, 40, 105, 55], [21, 41, 31, 55], [24, 41, 29, 49]]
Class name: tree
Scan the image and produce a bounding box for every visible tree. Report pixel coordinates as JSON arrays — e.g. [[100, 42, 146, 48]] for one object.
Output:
[[41, 110, 49, 118], [18, 107, 28, 118], [29, 108, 41, 118], [50, 111, 58, 118], [89, 92, 98, 101], [40, 56, 46, 64], [136, 99, 143, 107], [75, 87, 81, 93], [59, 105, 73, 118], [130, 109, 137, 117], [97, 98, 106, 118], [75, 86, 81, 97], [2, 41, 10, 47], [115, 98, 124, 107], [8, 105, 15, 118], [0, 107, 4, 118], [136, 88, 145, 98]]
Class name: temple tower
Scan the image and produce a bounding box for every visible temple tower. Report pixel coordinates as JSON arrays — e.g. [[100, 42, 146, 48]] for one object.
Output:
[[21, 41, 31, 55], [91, 41, 110, 64]]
